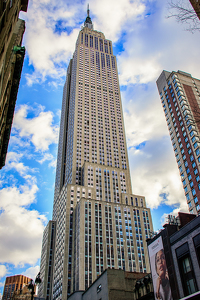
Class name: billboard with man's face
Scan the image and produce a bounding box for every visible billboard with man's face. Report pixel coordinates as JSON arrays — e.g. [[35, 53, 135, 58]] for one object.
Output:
[[148, 236, 173, 300]]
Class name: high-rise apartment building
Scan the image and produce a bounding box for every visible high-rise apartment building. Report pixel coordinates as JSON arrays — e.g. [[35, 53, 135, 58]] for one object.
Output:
[[0, 0, 29, 169], [39, 9, 153, 300], [2, 275, 31, 300], [157, 70, 200, 215]]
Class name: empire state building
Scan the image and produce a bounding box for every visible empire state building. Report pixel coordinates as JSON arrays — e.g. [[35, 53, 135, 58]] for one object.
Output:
[[39, 8, 153, 300]]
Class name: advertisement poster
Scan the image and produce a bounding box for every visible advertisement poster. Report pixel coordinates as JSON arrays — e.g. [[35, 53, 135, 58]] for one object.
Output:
[[148, 236, 173, 300]]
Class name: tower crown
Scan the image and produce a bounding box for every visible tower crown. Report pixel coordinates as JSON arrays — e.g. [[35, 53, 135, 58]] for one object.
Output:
[[84, 4, 93, 29]]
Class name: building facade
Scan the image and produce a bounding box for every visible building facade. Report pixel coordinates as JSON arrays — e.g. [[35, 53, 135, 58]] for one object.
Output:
[[189, 0, 200, 20], [68, 269, 154, 300], [147, 213, 200, 300], [2, 275, 31, 300], [157, 70, 200, 215], [38, 221, 56, 300], [39, 9, 153, 300], [0, 0, 29, 169]]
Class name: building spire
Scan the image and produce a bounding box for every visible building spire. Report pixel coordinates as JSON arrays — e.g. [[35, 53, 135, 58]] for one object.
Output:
[[87, 4, 90, 17], [84, 3, 93, 29]]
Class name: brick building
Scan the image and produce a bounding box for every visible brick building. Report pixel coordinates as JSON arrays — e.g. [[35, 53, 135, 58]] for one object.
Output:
[[2, 275, 31, 300]]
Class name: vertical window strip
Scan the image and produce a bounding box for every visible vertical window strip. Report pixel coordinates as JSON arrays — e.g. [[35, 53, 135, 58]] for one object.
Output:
[[111, 56, 115, 69], [104, 40, 108, 53], [109, 42, 112, 54], [106, 54, 110, 68], [101, 53, 105, 69], [95, 37, 98, 50], [99, 38, 103, 51], [90, 35, 93, 48], [85, 34, 88, 47]]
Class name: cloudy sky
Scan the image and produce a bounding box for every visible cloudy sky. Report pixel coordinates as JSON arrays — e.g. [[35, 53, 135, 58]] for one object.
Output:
[[1, 0, 200, 295]]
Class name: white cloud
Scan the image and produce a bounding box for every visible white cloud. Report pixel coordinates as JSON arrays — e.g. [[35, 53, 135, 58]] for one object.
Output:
[[118, 55, 161, 85], [129, 137, 186, 210], [117, 1, 200, 86], [91, 0, 145, 41], [0, 266, 7, 279], [121, 84, 187, 212], [13, 105, 59, 152], [21, 0, 82, 83], [0, 183, 46, 266], [5, 152, 30, 177], [122, 83, 168, 148], [22, 266, 40, 281], [37, 153, 56, 168], [20, 0, 148, 84]]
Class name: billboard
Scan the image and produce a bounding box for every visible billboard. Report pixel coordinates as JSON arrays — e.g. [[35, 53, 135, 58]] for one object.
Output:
[[148, 236, 173, 300]]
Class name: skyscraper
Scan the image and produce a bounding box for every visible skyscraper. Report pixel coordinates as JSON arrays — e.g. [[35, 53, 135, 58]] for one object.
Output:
[[39, 9, 153, 300], [157, 70, 200, 215]]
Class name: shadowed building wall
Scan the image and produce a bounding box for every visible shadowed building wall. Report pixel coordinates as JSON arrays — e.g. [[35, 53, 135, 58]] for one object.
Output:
[[0, 0, 29, 169]]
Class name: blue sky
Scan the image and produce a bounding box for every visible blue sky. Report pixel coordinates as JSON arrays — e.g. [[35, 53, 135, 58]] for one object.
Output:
[[1, 0, 200, 295]]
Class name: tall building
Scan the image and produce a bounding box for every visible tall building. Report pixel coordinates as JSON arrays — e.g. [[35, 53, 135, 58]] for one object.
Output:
[[0, 0, 29, 169], [2, 275, 31, 300], [39, 8, 153, 300], [157, 70, 200, 215]]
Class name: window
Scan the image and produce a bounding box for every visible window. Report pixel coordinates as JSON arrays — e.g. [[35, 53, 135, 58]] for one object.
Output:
[[192, 136, 196, 143], [176, 244, 198, 297], [97, 284, 101, 293], [186, 193, 190, 201], [192, 162, 196, 169], [192, 189, 196, 196], [181, 256, 197, 295], [194, 196, 198, 204], [196, 148, 200, 156]]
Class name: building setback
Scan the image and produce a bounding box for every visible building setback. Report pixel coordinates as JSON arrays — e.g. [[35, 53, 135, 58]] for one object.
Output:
[[157, 70, 200, 215], [0, 0, 29, 169], [39, 8, 153, 300], [2, 275, 31, 300]]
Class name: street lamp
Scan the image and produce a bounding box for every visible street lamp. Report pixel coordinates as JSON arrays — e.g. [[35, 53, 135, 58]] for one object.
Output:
[[28, 272, 42, 300]]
